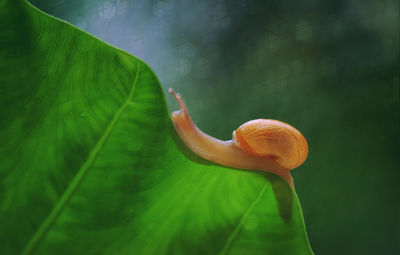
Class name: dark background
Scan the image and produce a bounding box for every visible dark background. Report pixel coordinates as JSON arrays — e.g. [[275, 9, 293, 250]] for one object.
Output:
[[28, 0, 400, 254]]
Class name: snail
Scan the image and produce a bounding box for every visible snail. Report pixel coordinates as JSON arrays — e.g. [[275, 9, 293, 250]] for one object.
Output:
[[168, 88, 308, 187]]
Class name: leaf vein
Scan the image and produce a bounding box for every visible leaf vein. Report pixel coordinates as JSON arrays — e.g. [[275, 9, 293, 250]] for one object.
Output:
[[21, 64, 141, 255], [219, 182, 270, 255]]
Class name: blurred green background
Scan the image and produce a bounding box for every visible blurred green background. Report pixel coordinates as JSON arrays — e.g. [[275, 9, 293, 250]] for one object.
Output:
[[27, 0, 399, 254]]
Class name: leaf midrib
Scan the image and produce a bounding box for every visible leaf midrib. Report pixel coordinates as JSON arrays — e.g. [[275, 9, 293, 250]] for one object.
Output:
[[22, 64, 141, 255], [219, 183, 270, 255]]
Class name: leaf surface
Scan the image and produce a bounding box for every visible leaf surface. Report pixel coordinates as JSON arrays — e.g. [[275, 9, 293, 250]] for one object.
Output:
[[0, 1, 313, 254]]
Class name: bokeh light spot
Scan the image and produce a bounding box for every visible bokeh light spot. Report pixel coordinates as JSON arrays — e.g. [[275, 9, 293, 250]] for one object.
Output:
[[268, 35, 281, 52], [98, 1, 116, 20], [291, 60, 304, 74], [295, 20, 312, 41]]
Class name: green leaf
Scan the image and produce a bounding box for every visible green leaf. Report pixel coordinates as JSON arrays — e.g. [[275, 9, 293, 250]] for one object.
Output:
[[0, 1, 313, 254]]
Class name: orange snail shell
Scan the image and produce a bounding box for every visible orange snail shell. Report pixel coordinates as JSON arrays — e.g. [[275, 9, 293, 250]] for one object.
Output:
[[232, 119, 308, 169]]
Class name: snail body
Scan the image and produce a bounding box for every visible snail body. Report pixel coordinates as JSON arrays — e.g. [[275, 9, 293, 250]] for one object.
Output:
[[168, 89, 308, 187]]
